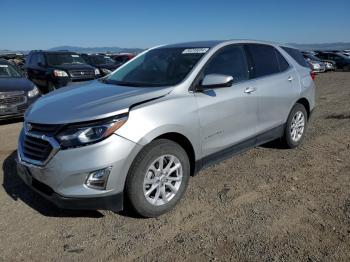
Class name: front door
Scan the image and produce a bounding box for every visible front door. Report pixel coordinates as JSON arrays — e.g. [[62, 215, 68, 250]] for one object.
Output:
[[194, 44, 258, 158]]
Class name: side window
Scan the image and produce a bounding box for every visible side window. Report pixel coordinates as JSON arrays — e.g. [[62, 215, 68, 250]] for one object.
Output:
[[247, 44, 280, 78], [275, 49, 290, 72], [281, 46, 309, 68], [203, 45, 248, 83], [37, 54, 45, 65]]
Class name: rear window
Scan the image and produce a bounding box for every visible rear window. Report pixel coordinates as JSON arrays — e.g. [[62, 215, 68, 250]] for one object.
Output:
[[281, 47, 309, 68], [247, 44, 280, 78]]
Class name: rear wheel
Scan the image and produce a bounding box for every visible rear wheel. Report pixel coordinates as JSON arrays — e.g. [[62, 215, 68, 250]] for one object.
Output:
[[281, 103, 308, 149], [125, 139, 190, 217]]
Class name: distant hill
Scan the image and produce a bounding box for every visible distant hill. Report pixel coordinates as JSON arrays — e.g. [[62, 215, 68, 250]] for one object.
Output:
[[288, 42, 350, 51], [0, 46, 144, 55], [47, 45, 144, 54]]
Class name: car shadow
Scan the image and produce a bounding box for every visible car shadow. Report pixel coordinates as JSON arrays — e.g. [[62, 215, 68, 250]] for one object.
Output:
[[260, 139, 287, 149], [0, 117, 23, 126], [2, 151, 104, 218]]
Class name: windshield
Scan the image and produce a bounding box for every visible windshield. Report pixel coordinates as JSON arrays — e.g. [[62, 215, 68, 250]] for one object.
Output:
[[90, 55, 115, 65], [0, 63, 22, 78], [46, 53, 86, 66], [105, 47, 209, 87]]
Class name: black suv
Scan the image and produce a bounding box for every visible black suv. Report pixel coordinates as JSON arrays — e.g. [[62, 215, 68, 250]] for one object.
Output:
[[315, 52, 350, 71], [81, 54, 120, 76], [25, 51, 100, 93]]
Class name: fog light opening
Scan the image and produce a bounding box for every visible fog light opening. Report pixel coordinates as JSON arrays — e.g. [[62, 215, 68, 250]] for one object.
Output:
[[85, 167, 112, 190]]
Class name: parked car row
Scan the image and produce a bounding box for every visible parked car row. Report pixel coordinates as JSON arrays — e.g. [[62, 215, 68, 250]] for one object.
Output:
[[0, 50, 136, 120], [301, 49, 350, 73], [25, 50, 136, 93]]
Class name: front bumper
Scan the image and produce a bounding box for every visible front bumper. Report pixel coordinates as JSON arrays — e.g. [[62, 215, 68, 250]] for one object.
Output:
[[17, 132, 142, 211], [0, 95, 39, 120], [16, 161, 123, 211]]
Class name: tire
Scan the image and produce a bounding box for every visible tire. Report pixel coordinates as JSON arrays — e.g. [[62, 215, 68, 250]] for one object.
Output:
[[281, 103, 308, 149], [125, 139, 190, 218], [344, 65, 350, 72]]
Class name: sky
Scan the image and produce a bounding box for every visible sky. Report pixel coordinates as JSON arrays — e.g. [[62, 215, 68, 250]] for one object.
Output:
[[2, 0, 350, 50]]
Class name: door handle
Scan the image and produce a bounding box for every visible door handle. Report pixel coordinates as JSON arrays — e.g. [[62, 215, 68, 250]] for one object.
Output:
[[288, 76, 294, 81], [244, 87, 256, 94]]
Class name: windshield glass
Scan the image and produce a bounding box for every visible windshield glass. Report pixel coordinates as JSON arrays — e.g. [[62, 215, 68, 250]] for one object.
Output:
[[105, 47, 209, 87], [46, 53, 86, 66], [0, 63, 22, 78], [90, 55, 115, 65]]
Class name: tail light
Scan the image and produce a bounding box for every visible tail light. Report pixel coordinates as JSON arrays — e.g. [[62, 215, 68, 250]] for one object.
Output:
[[310, 71, 316, 81]]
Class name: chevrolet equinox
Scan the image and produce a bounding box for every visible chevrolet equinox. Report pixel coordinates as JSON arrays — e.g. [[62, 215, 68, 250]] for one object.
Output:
[[17, 40, 315, 217]]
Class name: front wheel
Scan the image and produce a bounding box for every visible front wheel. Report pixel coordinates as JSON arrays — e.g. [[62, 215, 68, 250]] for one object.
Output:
[[125, 139, 190, 217], [281, 103, 308, 149]]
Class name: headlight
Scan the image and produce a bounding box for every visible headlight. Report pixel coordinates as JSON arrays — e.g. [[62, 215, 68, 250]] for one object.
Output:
[[56, 114, 128, 148], [53, 69, 68, 77], [28, 86, 40, 98], [101, 68, 112, 74], [94, 68, 100, 75]]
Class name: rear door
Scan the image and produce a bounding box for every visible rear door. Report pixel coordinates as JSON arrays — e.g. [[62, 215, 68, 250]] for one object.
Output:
[[245, 44, 299, 136], [195, 44, 258, 157]]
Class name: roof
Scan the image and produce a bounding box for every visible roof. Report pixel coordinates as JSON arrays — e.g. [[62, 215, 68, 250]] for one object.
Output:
[[160, 39, 291, 49]]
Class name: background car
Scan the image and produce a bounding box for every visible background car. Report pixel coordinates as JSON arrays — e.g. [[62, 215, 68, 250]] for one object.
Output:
[[302, 52, 326, 72], [25, 50, 100, 93], [110, 53, 136, 67], [315, 51, 350, 71], [81, 54, 120, 76], [0, 58, 40, 120]]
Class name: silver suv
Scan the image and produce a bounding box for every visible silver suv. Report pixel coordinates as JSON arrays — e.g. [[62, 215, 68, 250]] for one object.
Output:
[[16, 40, 315, 217]]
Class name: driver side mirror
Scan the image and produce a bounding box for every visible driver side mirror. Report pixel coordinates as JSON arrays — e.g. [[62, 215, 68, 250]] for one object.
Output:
[[198, 74, 233, 90]]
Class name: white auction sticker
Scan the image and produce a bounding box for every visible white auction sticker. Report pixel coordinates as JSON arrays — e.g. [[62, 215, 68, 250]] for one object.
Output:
[[182, 48, 209, 54], [0, 65, 9, 67], [71, 55, 79, 57]]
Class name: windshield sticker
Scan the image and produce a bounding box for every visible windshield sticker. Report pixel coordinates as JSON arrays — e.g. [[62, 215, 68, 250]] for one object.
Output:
[[182, 48, 209, 54], [71, 55, 79, 57], [0, 65, 8, 67]]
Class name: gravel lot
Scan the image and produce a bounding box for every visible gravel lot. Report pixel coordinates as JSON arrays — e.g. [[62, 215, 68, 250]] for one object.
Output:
[[0, 72, 349, 261]]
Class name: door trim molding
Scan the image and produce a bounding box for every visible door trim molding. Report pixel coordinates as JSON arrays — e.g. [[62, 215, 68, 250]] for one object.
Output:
[[194, 124, 285, 174]]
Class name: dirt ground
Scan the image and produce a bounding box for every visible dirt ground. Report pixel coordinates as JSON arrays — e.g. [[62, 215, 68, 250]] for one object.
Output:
[[0, 72, 349, 262]]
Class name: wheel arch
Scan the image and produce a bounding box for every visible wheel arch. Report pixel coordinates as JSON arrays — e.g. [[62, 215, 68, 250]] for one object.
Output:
[[295, 97, 310, 119], [152, 132, 196, 176]]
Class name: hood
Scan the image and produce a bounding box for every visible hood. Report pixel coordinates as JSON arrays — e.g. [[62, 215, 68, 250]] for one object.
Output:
[[0, 77, 35, 92], [26, 80, 173, 124], [51, 63, 95, 71]]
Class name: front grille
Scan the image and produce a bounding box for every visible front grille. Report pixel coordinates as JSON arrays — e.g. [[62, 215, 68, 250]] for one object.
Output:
[[69, 70, 94, 79], [0, 93, 25, 107], [28, 122, 62, 136], [23, 135, 53, 162]]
